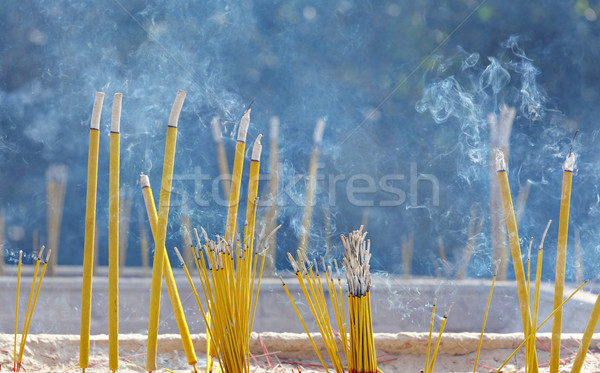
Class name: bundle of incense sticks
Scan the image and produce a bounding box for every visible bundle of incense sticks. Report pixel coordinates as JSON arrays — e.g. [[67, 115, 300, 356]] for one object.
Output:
[[180, 131, 265, 373], [282, 226, 378, 373], [15, 246, 52, 372], [46, 164, 67, 276]]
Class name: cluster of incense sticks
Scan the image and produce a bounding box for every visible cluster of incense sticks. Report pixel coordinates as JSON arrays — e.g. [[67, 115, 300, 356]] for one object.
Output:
[[297, 118, 326, 261], [13, 246, 52, 372], [493, 148, 600, 373], [423, 301, 453, 373], [173, 108, 266, 373], [46, 164, 67, 276], [282, 226, 378, 373]]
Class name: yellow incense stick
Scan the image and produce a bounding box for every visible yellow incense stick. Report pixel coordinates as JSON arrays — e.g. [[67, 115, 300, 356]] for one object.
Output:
[[79, 92, 104, 370], [428, 304, 452, 373], [146, 90, 186, 372], [570, 288, 600, 373], [550, 152, 575, 373], [298, 118, 325, 261], [140, 173, 197, 370], [108, 93, 122, 372], [14, 250, 22, 371], [495, 150, 538, 371], [473, 276, 495, 373], [18, 249, 51, 369], [425, 300, 436, 373], [495, 280, 588, 373], [224, 109, 251, 243], [243, 135, 262, 251]]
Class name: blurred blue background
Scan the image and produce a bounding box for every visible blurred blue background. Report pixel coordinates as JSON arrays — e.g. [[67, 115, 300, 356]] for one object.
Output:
[[1, 0, 600, 281]]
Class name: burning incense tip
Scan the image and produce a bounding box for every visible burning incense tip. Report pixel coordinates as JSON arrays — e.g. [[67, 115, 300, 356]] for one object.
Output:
[[174, 247, 185, 266], [313, 118, 326, 144], [90, 92, 105, 130], [210, 117, 222, 141], [19, 250, 22, 262], [237, 108, 251, 142], [45, 249, 52, 263], [168, 89, 187, 128], [111, 93, 122, 133], [38, 245, 46, 261], [139, 173, 150, 189], [251, 134, 263, 161], [495, 148, 506, 172], [564, 151, 576, 171]]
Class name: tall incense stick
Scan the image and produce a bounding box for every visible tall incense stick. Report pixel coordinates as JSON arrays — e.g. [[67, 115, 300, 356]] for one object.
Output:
[[108, 92, 122, 372], [79, 92, 104, 371], [140, 173, 197, 371], [13, 250, 22, 371], [224, 108, 251, 243], [146, 89, 187, 372], [298, 118, 326, 261], [489, 105, 516, 281], [570, 288, 600, 373], [495, 150, 538, 372], [550, 152, 575, 373]]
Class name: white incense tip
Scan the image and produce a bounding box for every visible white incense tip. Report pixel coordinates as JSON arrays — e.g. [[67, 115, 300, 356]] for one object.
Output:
[[495, 149, 506, 171], [237, 108, 251, 142], [313, 118, 326, 144], [38, 245, 46, 260], [564, 152, 576, 171], [45, 249, 52, 263], [251, 134, 263, 161], [174, 247, 185, 265], [168, 89, 187, 128], [18, 250, 22, 263], [140, 173, 151, 188], [270, 116, 279, 140], [211, 117, 222, 142], [90, 92, 105, 130], [111, 93, 122, 133]]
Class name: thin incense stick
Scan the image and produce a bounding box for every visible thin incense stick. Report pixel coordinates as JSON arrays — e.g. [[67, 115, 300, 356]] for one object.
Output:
[[489, 105, 515, 281], [13, 250, 22, 371], [495, 280, 588, 373], [550, 152, 575, 373], [244, 135, 262, 252], [140, 171, 198, 371], [425, 299, 436, 373], [570, 289, 600, 373], [298, 118, 326, 261], [79, 92, 104, 371], [211, 117, 231, 202], [108, 92, 122, 372], [428, 304, 453, 373], [18, 249, 51, 371], [473, 274, 496, 373], [224, 109, 251, 243], [495, 150, 538, 372], [146, 89, 186, 372]]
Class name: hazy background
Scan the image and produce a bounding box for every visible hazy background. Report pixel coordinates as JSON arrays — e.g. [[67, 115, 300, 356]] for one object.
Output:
[[1, 0, 600, 282]]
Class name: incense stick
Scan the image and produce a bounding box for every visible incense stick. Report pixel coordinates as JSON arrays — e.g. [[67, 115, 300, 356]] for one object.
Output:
[[570, 288, 600, 373], [108, 92, 122, 372], [13, 250, 22, 372], [424, 299, 436, 373], [146, 89, 187, 372], [495, 149, 539, 372], [489, 105, 515, 281], [18, 249, 51, 371], [79, 92, 104, 371], [298, 118, 326, 261], [550, 152, 575, 373], [224, 108, 251, 243], [428, 303, 453, 373], [473, 274, 495, 373]]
